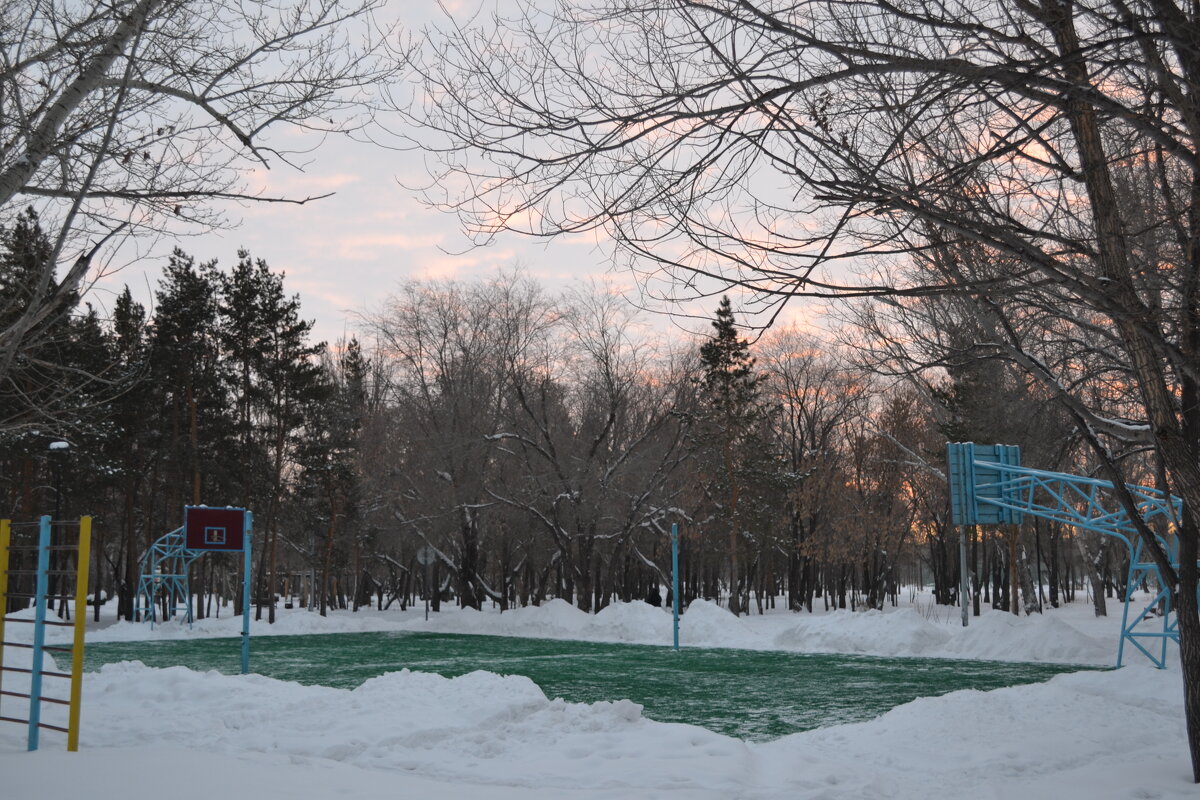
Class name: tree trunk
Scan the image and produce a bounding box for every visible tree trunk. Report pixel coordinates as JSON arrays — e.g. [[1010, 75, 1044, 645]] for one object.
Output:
[[319, 503, 338, 617], [1177, 516, 1200, 781], [1077, 533, 1107, 617], [458, 506, 481, 610]]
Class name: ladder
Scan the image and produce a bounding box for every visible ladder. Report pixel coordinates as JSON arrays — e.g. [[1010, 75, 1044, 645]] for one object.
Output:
[[0, 516, 92, 750]]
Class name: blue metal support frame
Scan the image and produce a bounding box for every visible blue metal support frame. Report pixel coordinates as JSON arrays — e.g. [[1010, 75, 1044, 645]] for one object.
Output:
[[27, 516, 50, 751], [241, 511, 252, 674], [137, 510, 252, 673], [134, 526, 201, 627], [947, 442, 1187, 668]]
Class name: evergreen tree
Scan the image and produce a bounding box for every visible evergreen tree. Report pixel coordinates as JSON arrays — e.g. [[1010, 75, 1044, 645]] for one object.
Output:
[[0, 209, 81, 519], [0, 209, 73, 434], [150, 249, 232, 522], [294, 344, 363, 616], [695, 296, 767, 616], [219, 251, 275, 511], [229, 253, 324, 623], [108, 287, 153, 619]]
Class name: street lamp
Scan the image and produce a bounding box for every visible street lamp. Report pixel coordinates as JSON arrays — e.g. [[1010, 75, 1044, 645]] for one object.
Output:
[[48, 441, 69, 619], [49, 441, 69, 522]]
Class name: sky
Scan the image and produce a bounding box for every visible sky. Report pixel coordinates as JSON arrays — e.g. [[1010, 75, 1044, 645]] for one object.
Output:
[[85, 0, 826, 349]]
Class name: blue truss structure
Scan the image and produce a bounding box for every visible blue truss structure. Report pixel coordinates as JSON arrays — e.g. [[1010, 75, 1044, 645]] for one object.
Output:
[[947, 442, 1188, 668], [135, 527, 203, 627]]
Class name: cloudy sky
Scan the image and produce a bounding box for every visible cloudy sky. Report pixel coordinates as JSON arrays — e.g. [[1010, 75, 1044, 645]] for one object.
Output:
[[89, 1, 822, 347]]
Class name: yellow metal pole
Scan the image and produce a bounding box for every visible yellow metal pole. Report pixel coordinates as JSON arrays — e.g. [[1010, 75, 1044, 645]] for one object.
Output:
[[0, 519, 10, 704], [67, 516, 91, 752]]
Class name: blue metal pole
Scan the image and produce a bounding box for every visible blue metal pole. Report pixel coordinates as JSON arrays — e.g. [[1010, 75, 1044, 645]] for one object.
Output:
[[671, 523, 680, 651], [1117, 553, 1136, 668], [241, 511, 252, 675], [28, 516, 50, 751]]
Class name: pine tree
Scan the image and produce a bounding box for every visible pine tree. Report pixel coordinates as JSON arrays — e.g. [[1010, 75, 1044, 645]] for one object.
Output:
[[0, 209, 79, 520], [696, 296, 765, 616], [219, 251, 274, 512], [226, 253, 324, 623], [0, 209, 74, 434], [108, 287, 153, 619], [294, 344, 362, 616], [151, 249, 230, 513]]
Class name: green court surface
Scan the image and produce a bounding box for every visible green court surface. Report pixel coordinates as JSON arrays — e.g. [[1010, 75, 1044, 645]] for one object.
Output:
[[85, 632, 1089, 741]]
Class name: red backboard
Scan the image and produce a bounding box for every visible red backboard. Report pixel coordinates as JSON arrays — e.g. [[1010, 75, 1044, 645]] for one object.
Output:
[[184, 506, 247, 551]]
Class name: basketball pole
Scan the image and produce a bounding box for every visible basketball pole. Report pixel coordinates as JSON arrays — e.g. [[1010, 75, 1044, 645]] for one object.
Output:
[[241, 511, 252, 675], [959, 523, 969, 627]]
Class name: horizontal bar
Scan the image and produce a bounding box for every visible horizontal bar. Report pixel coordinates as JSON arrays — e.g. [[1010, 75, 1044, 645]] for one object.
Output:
[[1, 642, 78, 652], [2, 596, 78, 606], [35, 695, 70, 706], [37, 722, 68, 733], [1, 690, 30, 699], [5, 543, 78, 550], [4, 570, 83, 576], [0, 714, 30, 724], [0, 666, 71, 678]]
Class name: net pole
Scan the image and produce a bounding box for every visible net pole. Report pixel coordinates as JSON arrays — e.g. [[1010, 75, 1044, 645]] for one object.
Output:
[[672, 523, 680, 651]]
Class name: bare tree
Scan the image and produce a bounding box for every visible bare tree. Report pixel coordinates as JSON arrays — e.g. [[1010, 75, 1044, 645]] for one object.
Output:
[[490, 286, 689, 611], [366, 274, 554, 609], [410, 0, 1200, 777], [0, 0, 403, 427], [759, 327, 866, 611]]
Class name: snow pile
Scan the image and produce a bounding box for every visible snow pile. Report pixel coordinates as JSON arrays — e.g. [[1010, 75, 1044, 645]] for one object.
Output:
[[772, 608, 952, 656], [0, 645, 1191, 799], [34, 590, 1133, 667], [937, 610, 1114, 664], [755, 665, 1189, 798], [1, 593, 1194, 798], [5, 656, 744, 795], [424, 598, 597, 641]]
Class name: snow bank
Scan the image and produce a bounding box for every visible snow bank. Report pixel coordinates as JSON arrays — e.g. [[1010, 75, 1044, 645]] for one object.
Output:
[[773, 608, 952, 656], [2, 592, 1193, 798], [39, 589, 1140, 667], [0, 645, 1191, 799]]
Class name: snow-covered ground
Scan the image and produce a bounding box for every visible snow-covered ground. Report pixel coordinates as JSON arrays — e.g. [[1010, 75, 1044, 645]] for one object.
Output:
[[0, 593, 1192, 799]]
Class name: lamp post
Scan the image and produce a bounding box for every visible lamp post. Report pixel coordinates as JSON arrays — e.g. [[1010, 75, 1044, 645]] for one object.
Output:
[[48, 441, 69, 618], [49, 441, 68, 521]]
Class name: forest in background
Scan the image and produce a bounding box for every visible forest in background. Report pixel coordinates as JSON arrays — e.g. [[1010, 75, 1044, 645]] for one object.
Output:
[[0, 209, 1140, 624]]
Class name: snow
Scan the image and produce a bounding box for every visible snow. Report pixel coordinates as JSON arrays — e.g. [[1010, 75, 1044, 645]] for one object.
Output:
[[1, 593, 1194, 798]]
